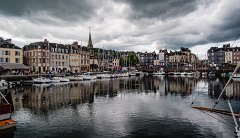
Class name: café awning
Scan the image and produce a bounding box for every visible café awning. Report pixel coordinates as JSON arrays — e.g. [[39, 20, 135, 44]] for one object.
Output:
[[0, 63, 29, 70]]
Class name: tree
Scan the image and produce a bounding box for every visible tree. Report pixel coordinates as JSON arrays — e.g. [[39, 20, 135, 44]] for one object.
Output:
[[119, 53, 139, 67]]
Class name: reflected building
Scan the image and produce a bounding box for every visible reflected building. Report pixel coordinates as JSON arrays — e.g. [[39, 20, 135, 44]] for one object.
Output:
[[165, 77, 198, 95], [94, 79, 120, 97], [207, 78, 240, 99], [10, 83, 94, 113]]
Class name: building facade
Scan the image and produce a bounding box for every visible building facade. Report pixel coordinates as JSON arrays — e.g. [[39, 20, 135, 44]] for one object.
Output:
[[23, 39, 90, 73], [208, 44, 240, 66], [0, 41, 22, 64]]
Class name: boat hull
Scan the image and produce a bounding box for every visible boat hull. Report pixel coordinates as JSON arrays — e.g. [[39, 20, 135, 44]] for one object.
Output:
[[0, 119, 16, 131], [0, 113, 11, 121]]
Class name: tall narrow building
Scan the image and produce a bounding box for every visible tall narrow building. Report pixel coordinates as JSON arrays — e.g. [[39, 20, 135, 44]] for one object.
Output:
[[87, 27, 93, 48]]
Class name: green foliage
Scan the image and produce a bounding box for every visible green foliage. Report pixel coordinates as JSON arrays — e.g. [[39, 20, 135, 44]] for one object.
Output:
[[120, 53, 139, 67]]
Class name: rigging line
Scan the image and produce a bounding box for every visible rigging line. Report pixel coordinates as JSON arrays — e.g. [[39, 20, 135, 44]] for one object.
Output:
[[231, 33, 240, 47], [199, 110, 235, 129], [215, 110, 236, 126], [227, 99, 240, 133], [190, 90, 207, 105], [212, 62, 240, 109]]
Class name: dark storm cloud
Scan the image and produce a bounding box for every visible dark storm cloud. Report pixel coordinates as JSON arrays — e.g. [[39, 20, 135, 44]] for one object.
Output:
[[0, 0, 98, 21], [208, 7, 240, 44], [0, 0, 239, 57], [118, 0, 198, 20]]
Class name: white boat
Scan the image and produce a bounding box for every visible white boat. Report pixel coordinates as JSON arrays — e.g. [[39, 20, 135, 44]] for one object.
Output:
[[50, 79, 60, 83], [110, 74, 118, 78], [52, 77, 70, 82], [129, 72, 136, 76], [67, 76, 83, 81], [187, 72, 194, 76], [0, 80, 8, 87], [153, 71, 165, 75], [180, 72, 187, 76], [82, 74, 96, 80], [123, 72, 129, 77], [97, 74, 111, 79], [173, 72, 181, 75], [233, 73, 240, 78], [32, 77, 51, 83]]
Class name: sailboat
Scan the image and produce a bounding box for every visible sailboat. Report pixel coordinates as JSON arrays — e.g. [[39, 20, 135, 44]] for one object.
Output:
[[192, 62, 240, 137], [0, 91, 16, 130]]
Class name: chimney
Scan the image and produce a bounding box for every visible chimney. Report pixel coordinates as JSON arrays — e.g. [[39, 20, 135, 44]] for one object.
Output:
[[44, 39, 48, 43], [6, 39, 11, 44], [73, 41, 78, 46]]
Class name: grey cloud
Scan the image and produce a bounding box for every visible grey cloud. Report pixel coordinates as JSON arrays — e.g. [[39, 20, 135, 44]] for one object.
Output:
[[207, 4, 240, 45], [0, 0, 99, 22], [0, 0, 240, 56], [118, 0, 198, 20]]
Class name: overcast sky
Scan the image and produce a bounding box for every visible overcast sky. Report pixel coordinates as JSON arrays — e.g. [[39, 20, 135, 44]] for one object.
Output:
[[0, 0, 239, 59]]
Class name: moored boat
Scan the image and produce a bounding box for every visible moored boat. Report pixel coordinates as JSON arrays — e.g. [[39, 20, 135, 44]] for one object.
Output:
[[82, 74, 96, 80], [66, 76, 83, 81], [153, 71, 165, 75], [0, 119, 16, 131], [32, 77, 51, 83], [52, 77, 70, 82], [233, 73, 240, 78], [0, 80, 8, 87], [0, 92, 16, 131]]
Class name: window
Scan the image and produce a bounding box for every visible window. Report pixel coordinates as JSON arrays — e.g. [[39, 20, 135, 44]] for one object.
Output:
[[5, 51, 10, 55], [15, 58, 20, 63], [15, 51, 20, 56], [5, 58, 10, 63], [0, 57, 4, 62]]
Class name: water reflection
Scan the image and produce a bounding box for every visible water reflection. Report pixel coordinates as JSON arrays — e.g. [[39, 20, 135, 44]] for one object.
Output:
[[8, 76, 240, 113], [2, 76, 240, 137], [208, 78, 240, 99], [11, 82, 94, 114]]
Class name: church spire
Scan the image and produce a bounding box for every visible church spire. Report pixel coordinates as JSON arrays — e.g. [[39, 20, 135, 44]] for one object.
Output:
[[87, 26, 93, 48]]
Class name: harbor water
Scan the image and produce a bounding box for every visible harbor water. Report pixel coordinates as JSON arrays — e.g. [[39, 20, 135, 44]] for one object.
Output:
[[1, 76, 240, 138]]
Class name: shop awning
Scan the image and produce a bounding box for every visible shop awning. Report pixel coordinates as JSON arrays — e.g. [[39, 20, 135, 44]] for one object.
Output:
[[0, 63, 29, 70]]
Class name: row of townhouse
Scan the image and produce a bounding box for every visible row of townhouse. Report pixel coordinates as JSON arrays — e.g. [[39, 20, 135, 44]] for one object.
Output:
[[23, 39, 91, 73], [208, 44, 240, 66], [139, 47, 199, 69]]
